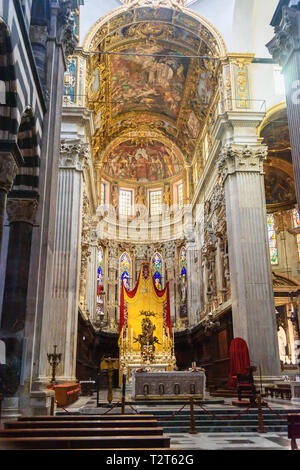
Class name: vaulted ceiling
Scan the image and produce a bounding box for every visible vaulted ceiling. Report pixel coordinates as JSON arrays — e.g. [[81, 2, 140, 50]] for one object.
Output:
[[85, 6, 224, 184]]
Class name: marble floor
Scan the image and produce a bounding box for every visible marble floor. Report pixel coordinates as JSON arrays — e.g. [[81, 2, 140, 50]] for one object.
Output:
[[57, 391, 300, 450]]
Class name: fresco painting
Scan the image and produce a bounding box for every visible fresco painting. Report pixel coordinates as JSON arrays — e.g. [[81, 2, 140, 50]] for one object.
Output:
[[103, 142, 183, 182], [110, 44, 189, 119], [264, 165, 296, 206]]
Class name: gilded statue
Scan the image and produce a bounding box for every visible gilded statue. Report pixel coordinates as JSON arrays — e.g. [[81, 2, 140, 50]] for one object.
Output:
[[133, 314, 160, 352]]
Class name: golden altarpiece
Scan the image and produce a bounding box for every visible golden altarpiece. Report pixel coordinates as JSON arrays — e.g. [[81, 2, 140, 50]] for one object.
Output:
[[119, 262, 176, 382]]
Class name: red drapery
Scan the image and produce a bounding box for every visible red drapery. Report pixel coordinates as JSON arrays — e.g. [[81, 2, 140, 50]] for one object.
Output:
[[227, 337, 250, 389], [119, 270, 172, 339]]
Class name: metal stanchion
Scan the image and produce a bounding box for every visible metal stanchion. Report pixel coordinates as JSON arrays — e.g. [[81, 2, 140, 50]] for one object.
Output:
[[257, 392, 266, 433], [189, 397, 198, 435], [50, 395, 55, 416], [121, 374, 126, 414], [0, 394, 2, 428], [96, 369, 101, 408]]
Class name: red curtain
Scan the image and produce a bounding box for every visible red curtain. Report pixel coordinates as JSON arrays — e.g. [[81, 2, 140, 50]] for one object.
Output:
[[227, 337, 250, 389]]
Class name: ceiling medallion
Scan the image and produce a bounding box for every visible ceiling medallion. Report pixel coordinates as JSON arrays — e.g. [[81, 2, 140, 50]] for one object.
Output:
[[121, 0, 186, 9]]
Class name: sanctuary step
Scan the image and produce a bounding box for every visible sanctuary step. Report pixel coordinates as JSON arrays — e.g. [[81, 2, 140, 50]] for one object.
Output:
[[0, 435, 170, 450], [138, 407, 299, 434], [1, 414, 170, 450], [4, 419, 160, 429]]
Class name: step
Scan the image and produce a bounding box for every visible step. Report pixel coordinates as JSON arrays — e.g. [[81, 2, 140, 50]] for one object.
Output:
[[0, 427, 164, 438], [163, 425, 287, 433], [0, 435, 170, 450], [5, 419, 160, 429], [18, 414, 155, 421]]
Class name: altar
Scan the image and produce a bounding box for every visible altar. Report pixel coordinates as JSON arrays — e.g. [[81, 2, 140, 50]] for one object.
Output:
[[133, 371, 206, 400]]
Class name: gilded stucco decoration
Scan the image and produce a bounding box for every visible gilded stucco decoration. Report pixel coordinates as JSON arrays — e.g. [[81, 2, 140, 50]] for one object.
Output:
[[80, 4, 226, 191]]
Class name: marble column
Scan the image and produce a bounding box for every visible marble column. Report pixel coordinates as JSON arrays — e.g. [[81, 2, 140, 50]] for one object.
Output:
[[86, 237, 98, 323], [220, 143, 281, 379], [37, 142, 87, 385], [0, 198, 38, 413], [185, 232, 199, 326], [0, 153, 18, 256], [107, 241, 119, 325], [267, 5, 300, 209], [164, 241, 177, 325]]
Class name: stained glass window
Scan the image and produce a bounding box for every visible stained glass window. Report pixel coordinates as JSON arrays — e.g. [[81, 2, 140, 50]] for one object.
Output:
[[120, 252, 132, 290], [267, 214, 278, 265], [97, 246, 104, 302], [179, 246, 187, 276], [292, 208, 300, 228], [151, 252, 164, 290]]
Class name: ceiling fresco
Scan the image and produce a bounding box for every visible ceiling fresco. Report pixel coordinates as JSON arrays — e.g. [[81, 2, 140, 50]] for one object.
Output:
[[110, 44, 189, 119], [102, 141, 183, 182], [86, 6, 223, 184]]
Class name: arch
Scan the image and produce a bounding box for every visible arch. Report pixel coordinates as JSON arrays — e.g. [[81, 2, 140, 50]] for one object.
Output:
[[0, 18, 19, 142], [151, 252, 164, 289], [257, 101, 287, 137], [120, 251, 132, 289], [82, 4, 227, 56], [11, 107, 40, 197]]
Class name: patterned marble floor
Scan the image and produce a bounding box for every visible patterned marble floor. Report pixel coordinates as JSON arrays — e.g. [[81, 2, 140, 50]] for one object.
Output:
[[168, 432, 291, 450]]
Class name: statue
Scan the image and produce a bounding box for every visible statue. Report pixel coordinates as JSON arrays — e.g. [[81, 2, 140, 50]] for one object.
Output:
[[133, 314, 160, 352], [180, 273, 187, 303]]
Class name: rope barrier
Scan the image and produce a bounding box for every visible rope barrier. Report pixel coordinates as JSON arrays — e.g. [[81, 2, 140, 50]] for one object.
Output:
[[128, 403, 140, 414], [157, 403, 187, 422], [264, 402, 288, 421], [102, 401, 120, 415], [194, 402, 255, 420], [55, 401, 72, 415]]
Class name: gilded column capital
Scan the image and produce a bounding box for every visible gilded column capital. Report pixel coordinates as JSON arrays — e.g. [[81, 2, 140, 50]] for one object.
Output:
[[0, 153, 18, 193], [218, 144, 268, 179], [6, 198, 38, 225], [60, 141, 89, 171], [267, 6, 300, 68]]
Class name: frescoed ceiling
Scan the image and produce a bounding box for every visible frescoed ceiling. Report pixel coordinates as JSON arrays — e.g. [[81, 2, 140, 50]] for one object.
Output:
[[86, 6, 223, 184]]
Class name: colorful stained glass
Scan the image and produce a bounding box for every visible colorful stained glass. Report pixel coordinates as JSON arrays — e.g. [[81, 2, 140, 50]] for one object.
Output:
[[179, 246, 187, 276], [267, 214, 278, 265], [97, 247, 104, 300], [120, 252, 132, 289], [151, 252, 164, 290], [292, 208, 300, 228]]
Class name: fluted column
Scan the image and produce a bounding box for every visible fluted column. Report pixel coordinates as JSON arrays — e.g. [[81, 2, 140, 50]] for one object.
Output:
[[185, 233, 199, 326], [267, 5, 300, 209], [164, 241, 177, 324], [37, 142, 87, 384], [220, 143, 281, 378]]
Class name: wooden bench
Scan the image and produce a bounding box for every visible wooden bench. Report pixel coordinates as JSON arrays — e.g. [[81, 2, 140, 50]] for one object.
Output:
[[288, 414, 300, 450], [52, 383, 80, 407], [5, 419, 159, 429], [0, 435, 170, 450]]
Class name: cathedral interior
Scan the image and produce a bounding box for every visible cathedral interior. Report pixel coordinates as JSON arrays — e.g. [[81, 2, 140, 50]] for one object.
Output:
[[1, 0, 300, 453]]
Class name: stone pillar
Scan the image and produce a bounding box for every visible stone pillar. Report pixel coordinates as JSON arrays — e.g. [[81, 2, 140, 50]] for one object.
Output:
[[267, 5, 300, 209], [0, 153, 18, 256], [107, 241, 119, 325], [164, 241, 177, 325], [185, 232, 199, 326], [220, 143, 281, 379], [37, 142, 87, 385], [0, 198, 38, 415], [86, 236, 99, 323]]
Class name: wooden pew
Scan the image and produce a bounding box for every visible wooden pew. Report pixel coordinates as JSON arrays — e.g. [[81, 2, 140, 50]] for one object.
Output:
[[0, 435, 170, 450], [288, 414, 300, 450]]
